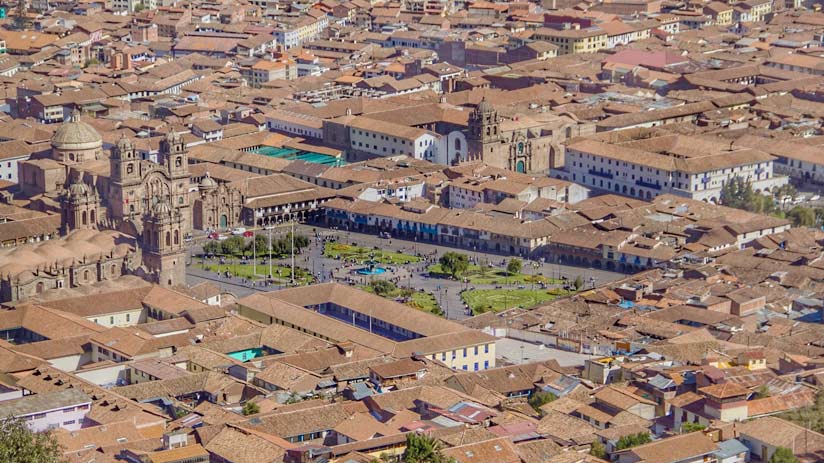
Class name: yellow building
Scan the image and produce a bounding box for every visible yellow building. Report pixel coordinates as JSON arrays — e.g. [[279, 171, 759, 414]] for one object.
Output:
[[704, 1, 734, 25], [532, 26, 608, 55], [236, 283, 497, 371]]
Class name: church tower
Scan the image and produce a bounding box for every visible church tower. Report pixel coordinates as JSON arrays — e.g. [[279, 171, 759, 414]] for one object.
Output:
[[467, 97, 501, 162], [160, 131, 188, 180], [142, 200, 186, 287], [109, 134, 142, 222], [61, 177, 100, 234], [111, 134, 140, 184]]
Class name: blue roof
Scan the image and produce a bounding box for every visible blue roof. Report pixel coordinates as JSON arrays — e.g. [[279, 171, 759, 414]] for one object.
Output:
[[715, 439, 748, 459]]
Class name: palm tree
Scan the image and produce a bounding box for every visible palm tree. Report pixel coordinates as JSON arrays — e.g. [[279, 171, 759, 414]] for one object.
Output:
[[402, 433, 456, 463]]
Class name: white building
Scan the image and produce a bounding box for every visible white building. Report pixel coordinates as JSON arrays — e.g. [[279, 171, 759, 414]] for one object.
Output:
[[0, 389, 92, 432], [343, 116, 446, 163], [0, 141, 32, 183], [266, 110, 323, 139], [557, 131, 787, 203]]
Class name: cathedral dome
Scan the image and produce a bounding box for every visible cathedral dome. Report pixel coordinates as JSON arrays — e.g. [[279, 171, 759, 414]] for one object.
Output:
[[51, 112, 103, 152]]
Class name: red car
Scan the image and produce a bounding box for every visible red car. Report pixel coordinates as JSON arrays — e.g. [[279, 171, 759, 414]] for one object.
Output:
[[243, 231, 254, 238], [208, 232, 220, 240]]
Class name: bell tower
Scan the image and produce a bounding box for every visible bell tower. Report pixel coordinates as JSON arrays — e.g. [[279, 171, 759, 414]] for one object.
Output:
[[468, 97, 501, 144], [160, 131, 188, 180], [111, 134, 139, 184], [467, 97, 501, 163], [142, 200, 186, 287], [61, 177, 99, 234]]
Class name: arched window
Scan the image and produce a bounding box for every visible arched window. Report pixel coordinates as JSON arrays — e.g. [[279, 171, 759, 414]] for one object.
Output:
[[90, 210, 96, 225], [175, 157, 182, 167], [83, 269, 90, 282], [111, 264, 117, 276], [518, 142, 524, 154], [126, 163, 134, 174], [174, 230, 179, 245], [165, 231, 171, 247], [454, 137, 461, 151], [81, 211, 87, 225]]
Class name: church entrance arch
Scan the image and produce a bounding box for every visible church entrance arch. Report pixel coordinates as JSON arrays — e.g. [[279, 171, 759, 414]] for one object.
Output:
[[516, 160, 525, 173], [220, 215, 228, 229]]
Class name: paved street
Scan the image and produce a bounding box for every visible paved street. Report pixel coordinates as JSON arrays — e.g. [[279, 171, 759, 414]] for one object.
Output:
[[185, 224, 627, 320]]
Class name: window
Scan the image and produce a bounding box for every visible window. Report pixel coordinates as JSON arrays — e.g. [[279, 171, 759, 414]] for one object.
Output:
[[110, 316, 114, 325], [484, 344, 489, 354], [463, 348, 467, 358]]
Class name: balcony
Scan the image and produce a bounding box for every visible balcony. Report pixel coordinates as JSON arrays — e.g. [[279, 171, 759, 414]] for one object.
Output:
[[588, 168, 614, 179], [635, 180, 662, 190]]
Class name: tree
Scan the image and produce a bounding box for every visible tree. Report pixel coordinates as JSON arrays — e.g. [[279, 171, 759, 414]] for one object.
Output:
[[720, 177, 777, 214], [203, 240, 222, 255], [756, 385, 771, 399], [439, 252, 469, 279], [615, 432, 651, 451], [478, 258, 490, 278], [242, 402, 260, 416], [369, 279, 397, 297], [769, 447, 799, 463], [681, 422, 706, 433], [528, 390, 557, 412], [787, 206, 815, 227], [780, 389, 824, 433], [402, 432, 456, 463], [573, 275, 584, 291], [590, 440, 607, 459], [506, 258, 522, 276], [0, 416, 64, 463], [221, 236, 245, 256], [249, 234, 269, 254]]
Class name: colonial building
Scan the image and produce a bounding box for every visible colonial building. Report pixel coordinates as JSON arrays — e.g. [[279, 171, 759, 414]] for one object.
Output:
[[109, 132, 192, 232], [465, 99, 587, 174]]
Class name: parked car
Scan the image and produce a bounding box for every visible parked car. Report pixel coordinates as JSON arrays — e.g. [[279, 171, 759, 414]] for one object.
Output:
[[231, 227, 247, 235], [208, 232, 220, 240], [243, 231, 254, 238], [810, 195, 821, 201]]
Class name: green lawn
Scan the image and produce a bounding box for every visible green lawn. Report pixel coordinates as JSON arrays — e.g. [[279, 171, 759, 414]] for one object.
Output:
[[324, 242, 421, 265], [427, 263, 562, 286], [360, 285, 442, 316], [462, 288, 571, 314], [197, 261, 314, 284]]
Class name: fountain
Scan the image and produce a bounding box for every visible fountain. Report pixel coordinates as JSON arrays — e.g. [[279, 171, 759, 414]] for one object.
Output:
[[356, 261, 387, 275]]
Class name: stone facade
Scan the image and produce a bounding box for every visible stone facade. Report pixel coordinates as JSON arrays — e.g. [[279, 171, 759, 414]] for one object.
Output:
[[192, 175, 244, 231], [109, 133, 192, 232], [465, 99, 583, 174]]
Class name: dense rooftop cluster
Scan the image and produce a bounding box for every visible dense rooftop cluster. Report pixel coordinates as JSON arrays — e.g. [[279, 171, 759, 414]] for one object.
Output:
[[0, 0, 824, 461]]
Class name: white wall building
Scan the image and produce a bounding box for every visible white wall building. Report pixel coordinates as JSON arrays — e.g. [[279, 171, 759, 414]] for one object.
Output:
[[346, 116, 445, 163], [558, 134, 787, 203]]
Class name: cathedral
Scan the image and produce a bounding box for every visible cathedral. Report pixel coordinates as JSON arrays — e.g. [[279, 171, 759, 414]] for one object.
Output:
[[464, 98, 591, 174], [8, 113, 191, 295]]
